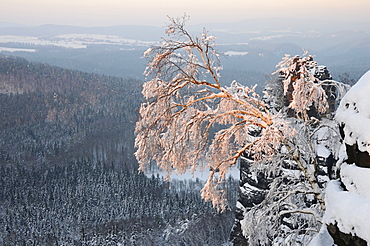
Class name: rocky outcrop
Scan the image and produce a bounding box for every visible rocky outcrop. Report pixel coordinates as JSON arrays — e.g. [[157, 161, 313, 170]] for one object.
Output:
[[230, 157, 270, 246], [325, 70, 370, 245]]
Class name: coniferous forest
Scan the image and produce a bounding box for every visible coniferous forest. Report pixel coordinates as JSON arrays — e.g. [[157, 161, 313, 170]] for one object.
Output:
[[0, 55, 238, 245]]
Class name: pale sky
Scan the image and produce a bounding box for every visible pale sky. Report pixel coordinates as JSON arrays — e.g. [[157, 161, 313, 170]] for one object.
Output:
[[1, 0, 370, 27]]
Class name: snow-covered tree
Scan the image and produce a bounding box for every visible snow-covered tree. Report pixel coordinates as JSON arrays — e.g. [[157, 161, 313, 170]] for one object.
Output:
[[135, 16, 292, 211], [134, 16, 347, 243], [238, 57, 348, 245]]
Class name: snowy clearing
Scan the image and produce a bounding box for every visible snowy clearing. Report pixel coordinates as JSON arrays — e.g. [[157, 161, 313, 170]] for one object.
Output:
[[0, 34, 157, 49], [0, 47, 36, 52], [224, 51, 249, 56]]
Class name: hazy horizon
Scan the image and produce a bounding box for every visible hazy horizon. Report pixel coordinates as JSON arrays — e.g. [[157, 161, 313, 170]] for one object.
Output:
[[1, 0, 370, 28]]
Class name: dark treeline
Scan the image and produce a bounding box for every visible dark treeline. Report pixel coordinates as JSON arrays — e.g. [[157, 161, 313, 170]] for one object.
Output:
[[0, 159, 236, 245], [0, 55, 237, 245]]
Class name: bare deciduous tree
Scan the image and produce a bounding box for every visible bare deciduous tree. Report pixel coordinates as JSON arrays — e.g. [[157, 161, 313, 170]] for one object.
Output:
[[134, 16, 292, 210], [134, 16, 346, 232]]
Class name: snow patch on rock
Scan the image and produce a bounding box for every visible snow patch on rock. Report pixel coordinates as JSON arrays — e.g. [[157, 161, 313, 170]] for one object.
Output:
[[335, 70, 370, 152], [324, 179, 370, 243]]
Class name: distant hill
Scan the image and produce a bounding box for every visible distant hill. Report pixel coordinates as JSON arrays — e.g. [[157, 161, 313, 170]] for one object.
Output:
[[0, 24, 163, 40], [0, 19, 369, 93], [0, 55, 142, 168]]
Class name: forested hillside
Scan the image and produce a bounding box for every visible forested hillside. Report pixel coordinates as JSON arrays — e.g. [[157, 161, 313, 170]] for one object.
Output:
[[0, 55, 237, 245], [0, 55, 140, 167]]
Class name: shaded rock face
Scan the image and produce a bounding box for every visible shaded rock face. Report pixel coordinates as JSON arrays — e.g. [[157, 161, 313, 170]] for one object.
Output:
[[327, 223, 367, 246], [339, 123, 370, 168], [230, 157, 270, 246], [344, 143, 370, 168]]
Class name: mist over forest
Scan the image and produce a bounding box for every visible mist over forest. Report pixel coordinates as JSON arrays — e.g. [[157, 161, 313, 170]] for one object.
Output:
[[1, 18, 369, 89]]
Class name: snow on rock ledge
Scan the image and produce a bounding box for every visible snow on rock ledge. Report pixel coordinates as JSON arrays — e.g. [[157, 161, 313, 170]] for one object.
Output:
[[324, 179, 370, 243], [321, 70, 370, 245], [341, 163, 370, 198], [335, 70, 370, 153]]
